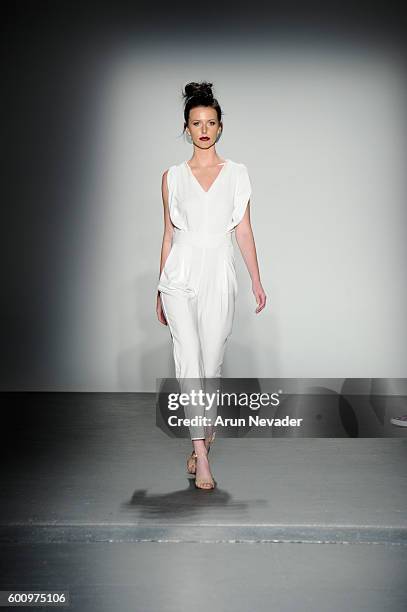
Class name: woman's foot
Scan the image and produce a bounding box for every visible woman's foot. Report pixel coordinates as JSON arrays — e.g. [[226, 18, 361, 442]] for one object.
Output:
[[186, 451, 198, 474], [186, 432, 216, 475], [194, 450, 215, 490]]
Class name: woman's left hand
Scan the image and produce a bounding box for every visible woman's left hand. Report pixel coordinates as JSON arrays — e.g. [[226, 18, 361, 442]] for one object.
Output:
[[252, 280, 267, 314]]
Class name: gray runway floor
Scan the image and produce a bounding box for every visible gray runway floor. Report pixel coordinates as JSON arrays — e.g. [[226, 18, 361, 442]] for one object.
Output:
[[1, 392, 406, 611]]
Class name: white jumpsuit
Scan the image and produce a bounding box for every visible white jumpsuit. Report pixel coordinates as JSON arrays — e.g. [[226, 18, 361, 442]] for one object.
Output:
[[158, 158, 252, 439]]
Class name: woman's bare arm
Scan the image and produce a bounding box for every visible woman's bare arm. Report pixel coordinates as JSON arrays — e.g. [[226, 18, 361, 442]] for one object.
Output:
[[158, 169, 174, 289], [235, 203, 267, 313], [156, 170, 174, 324]]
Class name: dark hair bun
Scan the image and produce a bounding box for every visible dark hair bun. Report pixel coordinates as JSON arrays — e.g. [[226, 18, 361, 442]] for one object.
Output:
[[183, 81, 214, 104]]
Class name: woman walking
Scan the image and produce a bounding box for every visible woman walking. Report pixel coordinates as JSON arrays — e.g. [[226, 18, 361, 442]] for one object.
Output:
[[156, 81, 266, 489]]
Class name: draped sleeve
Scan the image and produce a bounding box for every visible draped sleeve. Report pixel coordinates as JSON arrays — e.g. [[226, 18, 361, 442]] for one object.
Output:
[[165, 164, 186, 230], [229, 163, 252, 230]]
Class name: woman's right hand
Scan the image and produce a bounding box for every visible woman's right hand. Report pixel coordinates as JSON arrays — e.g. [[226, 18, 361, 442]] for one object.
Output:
[[156, 292, 168, 325]]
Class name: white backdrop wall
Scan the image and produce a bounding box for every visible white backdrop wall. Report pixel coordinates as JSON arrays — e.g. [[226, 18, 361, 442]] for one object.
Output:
[[58, 42, 407, 390]]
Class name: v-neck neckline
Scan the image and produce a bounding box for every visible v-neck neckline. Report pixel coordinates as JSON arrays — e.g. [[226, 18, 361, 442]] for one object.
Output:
[[185, 159, 229, 194]]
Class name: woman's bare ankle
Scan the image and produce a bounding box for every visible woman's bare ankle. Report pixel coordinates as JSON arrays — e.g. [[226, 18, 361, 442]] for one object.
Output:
[[192, 439, 207, 455]]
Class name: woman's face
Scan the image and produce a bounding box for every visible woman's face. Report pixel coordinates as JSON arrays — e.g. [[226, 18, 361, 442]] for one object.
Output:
[[187, 106, 221, 147]]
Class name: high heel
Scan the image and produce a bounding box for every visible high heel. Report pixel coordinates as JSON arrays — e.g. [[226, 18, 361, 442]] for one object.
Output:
[[186, 431, 216, 474], [194, 452, 216, 490], [186, 450, 198, 474]]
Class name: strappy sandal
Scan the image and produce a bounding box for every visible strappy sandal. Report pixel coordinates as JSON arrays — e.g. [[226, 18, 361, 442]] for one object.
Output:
[[194, 452, 216, 490], [186, 431, 216, 474]]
